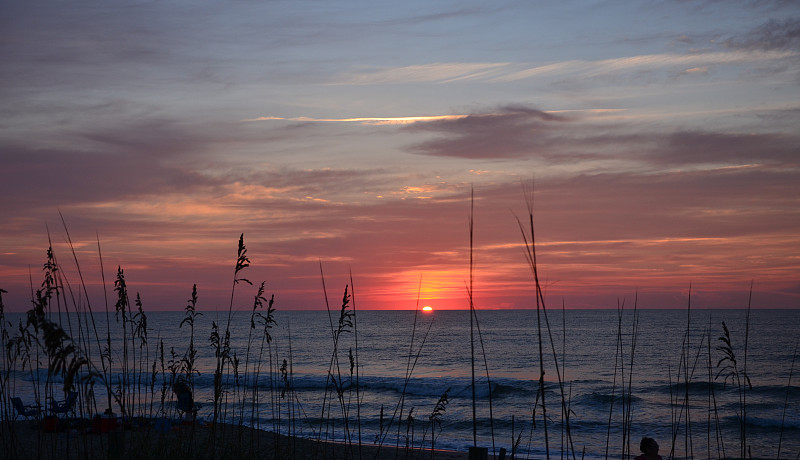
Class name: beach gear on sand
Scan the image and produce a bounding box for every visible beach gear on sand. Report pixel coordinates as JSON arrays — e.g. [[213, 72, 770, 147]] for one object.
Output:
[[173, 380, 202, 419], [11, 397, 41, 420], [48, 391, 78, 416]]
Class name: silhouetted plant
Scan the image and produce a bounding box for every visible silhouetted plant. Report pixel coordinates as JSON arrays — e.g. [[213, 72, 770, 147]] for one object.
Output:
[[333, 285, 355, 452], [133, 292, 149, 417], [428, 387, 450, 459], [4, 212, 797, 460], [777, 341, 798, 459], [179, 285, 202, 392], [242, 281, 267, 434], [28, 259, 99, 398], [716, 321, 752, 458], [252, 283, 276, 442]]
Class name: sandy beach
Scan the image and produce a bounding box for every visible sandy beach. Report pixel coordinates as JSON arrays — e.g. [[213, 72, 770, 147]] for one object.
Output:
[[1, 419, 480, 460]]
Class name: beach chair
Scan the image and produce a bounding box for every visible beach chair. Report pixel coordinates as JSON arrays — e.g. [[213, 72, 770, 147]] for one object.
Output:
[[11, 397, 41, 421], [48, 391, 78, 416], [173, 380, 202, 419]]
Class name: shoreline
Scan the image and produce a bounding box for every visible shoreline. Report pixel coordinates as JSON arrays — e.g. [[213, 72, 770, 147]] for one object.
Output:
[[1, 418, 478, 460]]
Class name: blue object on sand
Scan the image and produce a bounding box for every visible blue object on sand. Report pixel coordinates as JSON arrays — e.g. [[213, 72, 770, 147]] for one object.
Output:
[[49, 391, 78, 415], [154, 417, 171, 433], [11, 397, 41, 420]]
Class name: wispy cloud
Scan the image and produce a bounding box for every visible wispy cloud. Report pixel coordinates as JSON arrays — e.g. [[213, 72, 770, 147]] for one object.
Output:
[[243, 108, 620, 126], [491, 49, 796, 82], [397, 104, 800, 167], [655, 131, 800, 166], [3, 1, 799, 311], [405, 105, 571, 159], [723, 17, 800, 51], [242, 114, 469, 125], [322, 48, 796, 87], [330, 62, 510, 85]]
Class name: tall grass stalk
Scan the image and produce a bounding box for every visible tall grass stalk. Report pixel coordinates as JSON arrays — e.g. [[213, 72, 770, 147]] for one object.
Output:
[[179, 285, 201, 401], [621, 298, 638, 460], [241, 281, 270, 429], [317, 266, 340, 450], [211, 233, 252, 449], [41, 240, 62, 413], [317, 262, 355, 456], [0, 288, 14, 450], [45, 237, 106, 438], [134, 294, 149, 415], [59, 215, 109, 418], [428, 387, 450, 460], [113, 266, 132, 418], [536, 285, 576, 460], [714, 285, 753, 459], [603, 298, 638, 460], [669, 287, 708, 459], [373, 305, 434, 457], [318, 261, 335, 446], [777, 340, 798, 459], [250, 283, 275, 448], [334, 285, 355, 456], [705, 317, 725, 459], [4, 216, 799, 460], [515, 183, 558, 460], [683, 300, 710, 460], [742, 282, 752, 457], [26, 246, 101, 412], [96, 235, 115, 414], [467, 292, 497, 457], [396, 275, 422, 456], [560, 300, 567, 460], [605, 301, 624, 460], [349, 270, 363, 458], [469, 188, 478, 448], [285, 321, 298, 455]]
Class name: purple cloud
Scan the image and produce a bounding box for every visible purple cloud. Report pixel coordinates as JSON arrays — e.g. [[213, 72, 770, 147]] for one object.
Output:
[[655, 130, 800, 166], [405, 105, 570, 159], [402, 105, 800, 169], [724, 17, 800, 51]]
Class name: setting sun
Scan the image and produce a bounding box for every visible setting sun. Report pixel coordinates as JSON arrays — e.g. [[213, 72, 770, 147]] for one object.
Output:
[[422, 306, 433, 312]]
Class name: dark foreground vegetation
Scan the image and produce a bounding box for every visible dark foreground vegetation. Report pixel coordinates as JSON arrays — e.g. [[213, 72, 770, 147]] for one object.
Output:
[[1, 197, 797, 459]]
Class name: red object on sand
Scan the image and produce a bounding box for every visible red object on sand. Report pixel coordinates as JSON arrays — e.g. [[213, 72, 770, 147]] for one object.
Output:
[[43, 416, 58, 432], [101, 416, 117, 432], [92, 414, 118, 433]]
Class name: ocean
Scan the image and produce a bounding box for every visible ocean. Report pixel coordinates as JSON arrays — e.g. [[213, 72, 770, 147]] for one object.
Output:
[[3, 308, 798, 459]]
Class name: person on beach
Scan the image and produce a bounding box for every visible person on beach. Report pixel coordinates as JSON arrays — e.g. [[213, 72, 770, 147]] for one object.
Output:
[[634, 437, 662, 460]]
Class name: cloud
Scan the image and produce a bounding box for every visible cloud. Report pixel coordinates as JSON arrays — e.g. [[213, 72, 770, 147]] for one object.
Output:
[[724, 17, 800, 51], [3, 150, 798, 311], [492, 49, 796, 82], [242, 114, 469, 125], [330, 62, 510, 85], [655, 131, 800, 166], [397, 103, 800, 171], [0, 145, 217, 214], [0, 117, 246, 217], [323, 47, 796, 94], [680, 66, 709, 75], [405, 105, 571, 159]]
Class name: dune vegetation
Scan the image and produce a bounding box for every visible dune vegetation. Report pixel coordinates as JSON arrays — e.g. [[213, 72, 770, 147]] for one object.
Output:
[[0, 200, 796, 460]]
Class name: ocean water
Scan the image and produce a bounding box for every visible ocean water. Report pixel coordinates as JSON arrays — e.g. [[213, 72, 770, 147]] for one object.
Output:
[[3, 308, 798, 459]]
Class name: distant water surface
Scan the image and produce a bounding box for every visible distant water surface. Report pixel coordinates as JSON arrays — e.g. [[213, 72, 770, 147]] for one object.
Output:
[[4, 308, 798, 459]]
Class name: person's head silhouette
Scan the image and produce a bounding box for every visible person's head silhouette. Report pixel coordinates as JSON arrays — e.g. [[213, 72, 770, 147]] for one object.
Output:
[[636, 437, 661, 460]]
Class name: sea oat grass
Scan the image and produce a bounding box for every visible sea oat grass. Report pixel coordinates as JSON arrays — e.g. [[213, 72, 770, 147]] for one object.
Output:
[[2, 207, 798, 460]]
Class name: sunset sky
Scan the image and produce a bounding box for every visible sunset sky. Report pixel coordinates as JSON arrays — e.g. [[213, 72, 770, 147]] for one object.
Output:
[[2, 1, 799, 312]]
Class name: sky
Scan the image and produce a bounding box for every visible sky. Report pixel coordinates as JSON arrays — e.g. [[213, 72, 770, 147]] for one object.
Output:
[[1, 1, 799, 312]]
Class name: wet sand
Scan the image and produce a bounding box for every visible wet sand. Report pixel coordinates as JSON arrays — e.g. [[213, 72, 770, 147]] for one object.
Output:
[[1, 419, 476, 460]]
